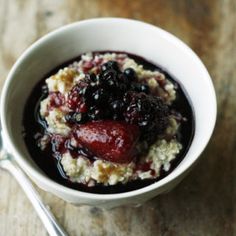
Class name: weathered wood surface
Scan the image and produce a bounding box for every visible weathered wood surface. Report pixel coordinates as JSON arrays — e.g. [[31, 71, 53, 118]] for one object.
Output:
[[0, 0, 235, 235]]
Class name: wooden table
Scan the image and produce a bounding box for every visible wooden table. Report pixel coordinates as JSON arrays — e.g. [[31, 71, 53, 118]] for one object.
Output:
[[0, 0, 235, 235]]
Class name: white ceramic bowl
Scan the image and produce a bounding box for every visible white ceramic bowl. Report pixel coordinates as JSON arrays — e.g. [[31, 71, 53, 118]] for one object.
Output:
[[0, 18, 216, 209]]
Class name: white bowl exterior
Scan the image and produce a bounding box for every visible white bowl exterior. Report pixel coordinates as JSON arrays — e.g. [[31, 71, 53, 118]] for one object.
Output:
[[0, 18, 216, 208]]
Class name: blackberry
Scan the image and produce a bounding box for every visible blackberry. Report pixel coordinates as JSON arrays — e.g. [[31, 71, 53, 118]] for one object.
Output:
[[73, 112, 88, 124], [106, 78, 118, 88], [118, 73, 131, 86], [110, 100, 125, 113], [92, 88, 109, 105], [123, 92, 169, 143], [83, 84, 98, 104], [65, 112, 74, 123], [88, 107, 105, 120], [124, 68, 136, 81], [101, 61, 119, 72], [99, 69, 119, 88], [117, 82, 128, 92], [65, 112, 88, 124], [85, 73, 97, 83], [123, 92, 132, 105], [131, 83, 150, 94], [112, 113, 123, 120], [139, 84, 150, 94]]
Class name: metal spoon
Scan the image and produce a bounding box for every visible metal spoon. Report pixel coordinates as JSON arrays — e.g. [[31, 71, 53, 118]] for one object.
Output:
[[0, 129, 68, 236]]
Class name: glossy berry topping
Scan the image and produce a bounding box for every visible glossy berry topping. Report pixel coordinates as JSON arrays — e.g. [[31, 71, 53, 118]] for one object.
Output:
[[64, 60, 169, 145]]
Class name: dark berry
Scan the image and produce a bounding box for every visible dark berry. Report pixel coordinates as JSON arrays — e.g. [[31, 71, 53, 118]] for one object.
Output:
[[117, 82, 128, 93], [99, 69, 118, 88], [107, 92, 115, 103], [131, 83, 150, 94], [78, 85, 88, 96], [112, 113, 123, 120], [73, 112, 88, 124], [92, 88, 109, 105], [106, 77, 117, 88], [139, 119, 149, 126], [65, 112, 87, 124], [138, 84, 150, 94], [118, 73, 131, 86], [101, 61, 119, 72], [139, 100, 152, 114], [123, 92, 132, 105], [88, 107, 104, 120], [83, 84, 98, 104], [89, 73, 98, 82], [110, 100, 125, 113], [123, 93, 169, 143], [124, 68, 136, 81], [85, 73, 97, 83], [65, 112, 74, 123]]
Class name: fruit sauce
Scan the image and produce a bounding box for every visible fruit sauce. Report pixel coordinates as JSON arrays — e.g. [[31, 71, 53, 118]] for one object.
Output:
[[23, 52, 195, 194]]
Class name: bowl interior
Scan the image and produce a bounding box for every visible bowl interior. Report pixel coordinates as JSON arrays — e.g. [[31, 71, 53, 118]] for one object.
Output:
[[1, 18, 216, 196]]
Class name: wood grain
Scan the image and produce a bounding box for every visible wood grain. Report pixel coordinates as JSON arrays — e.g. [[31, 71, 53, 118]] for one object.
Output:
[[0, 0, 235, 235]]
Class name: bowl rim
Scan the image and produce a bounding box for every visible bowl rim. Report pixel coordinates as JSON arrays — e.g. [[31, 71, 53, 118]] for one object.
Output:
[[0, 17, 217, 200]]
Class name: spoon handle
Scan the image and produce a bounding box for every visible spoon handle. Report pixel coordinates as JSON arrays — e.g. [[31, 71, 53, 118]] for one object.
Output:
[[1, 152, 68, 236]]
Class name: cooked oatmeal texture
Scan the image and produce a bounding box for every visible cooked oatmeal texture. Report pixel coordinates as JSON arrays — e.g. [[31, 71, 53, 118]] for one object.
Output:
[[39, 52, 182, 186]]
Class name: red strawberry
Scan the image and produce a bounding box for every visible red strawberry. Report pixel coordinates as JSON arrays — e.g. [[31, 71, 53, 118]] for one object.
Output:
[[74, 120, 140, 163]]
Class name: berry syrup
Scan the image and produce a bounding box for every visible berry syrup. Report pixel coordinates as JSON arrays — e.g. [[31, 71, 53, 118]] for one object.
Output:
[[23, 52, 195, 194]]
